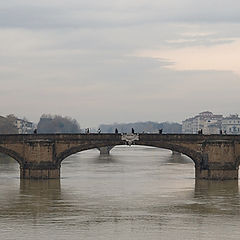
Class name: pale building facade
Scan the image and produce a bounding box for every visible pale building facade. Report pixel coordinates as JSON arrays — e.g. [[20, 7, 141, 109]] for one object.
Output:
[[182, 118, 194, 134], [14, 118, 35, 134], [182, 111, 223, 134], [222, 115, 240, 135]]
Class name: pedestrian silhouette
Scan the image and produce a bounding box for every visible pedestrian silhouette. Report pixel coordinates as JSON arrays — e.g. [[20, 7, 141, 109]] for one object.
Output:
[[198, 129, 203, 135]]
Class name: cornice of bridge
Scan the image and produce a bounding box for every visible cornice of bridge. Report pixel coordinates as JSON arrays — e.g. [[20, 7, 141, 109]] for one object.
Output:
[[1, 133, 240, 144]]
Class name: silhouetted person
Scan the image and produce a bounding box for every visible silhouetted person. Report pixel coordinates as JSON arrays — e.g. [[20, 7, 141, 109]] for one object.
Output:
[[159, 129, 163, 134], [132, 128, 134, 134], [97, 128, 101, 134], [220, 129, 223, 135], [115, 128, 118, 134], [33, 129, 37, 134]]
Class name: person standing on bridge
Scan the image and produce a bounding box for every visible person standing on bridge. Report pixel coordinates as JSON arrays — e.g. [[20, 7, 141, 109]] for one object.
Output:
[[115, 128, 118, 134], [198, 129, 203, 135], [132, 128, 134, 134]]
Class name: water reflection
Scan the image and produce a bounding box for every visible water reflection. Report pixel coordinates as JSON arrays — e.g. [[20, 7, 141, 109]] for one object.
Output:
[[93, 153, 119, 164], [173, 180, 240, 216], [165, 151, 193, 164], [194, 180, 240, 214], [1, 148, 240, 240], [195, 179, 239, 196], [0, 179, 62, 222], [20, 179, 61, 198]]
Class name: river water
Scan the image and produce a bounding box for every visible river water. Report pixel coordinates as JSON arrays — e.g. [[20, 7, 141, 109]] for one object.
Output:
[[0, 146, 240, 240]]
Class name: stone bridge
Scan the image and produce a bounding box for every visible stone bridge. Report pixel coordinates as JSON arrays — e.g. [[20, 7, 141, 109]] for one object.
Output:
[[0, 133, 240, 180]]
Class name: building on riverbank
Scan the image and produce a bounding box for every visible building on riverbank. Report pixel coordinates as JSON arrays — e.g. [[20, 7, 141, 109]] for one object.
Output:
[[182, 111, 240, 135], [222, 114, 240, 134], [182, 111, 222, 134], [14, 118, 35, 134]]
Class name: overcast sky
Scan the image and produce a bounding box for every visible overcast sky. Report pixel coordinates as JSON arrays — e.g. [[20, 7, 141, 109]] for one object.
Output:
[[1, 0, 240, 127]]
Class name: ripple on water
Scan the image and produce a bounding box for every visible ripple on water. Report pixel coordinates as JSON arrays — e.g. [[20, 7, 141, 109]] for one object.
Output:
[[0, 147, 240, 240]]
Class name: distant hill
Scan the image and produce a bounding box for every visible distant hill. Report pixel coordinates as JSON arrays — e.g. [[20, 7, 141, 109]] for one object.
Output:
[[99, 121, 182, 133], [0, 116, 18, 134]]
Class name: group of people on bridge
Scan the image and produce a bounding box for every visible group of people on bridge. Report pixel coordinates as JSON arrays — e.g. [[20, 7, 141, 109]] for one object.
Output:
[[32, 127, 164, 135]]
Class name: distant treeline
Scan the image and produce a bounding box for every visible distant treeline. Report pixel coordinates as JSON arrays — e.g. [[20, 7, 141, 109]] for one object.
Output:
[[37, 114, 81, 133], [99, 121, 182, 133], [0, 116, 18, 134]]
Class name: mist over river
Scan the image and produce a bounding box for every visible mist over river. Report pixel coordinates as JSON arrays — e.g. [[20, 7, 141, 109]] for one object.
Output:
[[0, 146, 240, 240]]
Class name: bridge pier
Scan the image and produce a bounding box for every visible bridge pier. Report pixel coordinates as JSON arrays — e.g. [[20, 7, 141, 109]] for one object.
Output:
[[20, 167, 60, 179], [20, 140, 60, 179], [195, 140, 239, 180], [97, 146, 114, 155]]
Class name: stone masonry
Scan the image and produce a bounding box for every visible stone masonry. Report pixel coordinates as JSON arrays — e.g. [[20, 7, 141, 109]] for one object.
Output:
[[0, 134, 240, 180]]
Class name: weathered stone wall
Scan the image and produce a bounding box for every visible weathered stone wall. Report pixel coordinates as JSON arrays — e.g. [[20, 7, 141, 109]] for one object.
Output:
[[0, 134, 240, 180]]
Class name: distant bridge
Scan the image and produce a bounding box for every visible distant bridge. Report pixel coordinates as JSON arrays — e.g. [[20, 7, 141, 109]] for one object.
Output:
[[0, 133, 240, 180]]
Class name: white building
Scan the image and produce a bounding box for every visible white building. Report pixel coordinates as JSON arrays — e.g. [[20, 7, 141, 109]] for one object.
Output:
[[182, 111, 222, 134], [182, 117, 194, 134], [6, 115, 36, 134], [14, 118, 35, 134], [222, 114, 240, 135]]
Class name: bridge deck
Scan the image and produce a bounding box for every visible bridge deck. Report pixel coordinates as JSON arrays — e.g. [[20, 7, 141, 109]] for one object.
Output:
[[0, 133, 240, 143]]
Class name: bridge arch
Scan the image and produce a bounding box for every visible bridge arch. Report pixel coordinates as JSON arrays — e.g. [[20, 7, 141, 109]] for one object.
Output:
[[56, 141, 123, 165], [0, 146, 24, 166], [56, 141, 202, 167], [136, 142, 202, 166]]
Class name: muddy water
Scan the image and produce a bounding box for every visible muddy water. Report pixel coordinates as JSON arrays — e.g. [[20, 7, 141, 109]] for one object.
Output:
[[0, 146, 240, 240]]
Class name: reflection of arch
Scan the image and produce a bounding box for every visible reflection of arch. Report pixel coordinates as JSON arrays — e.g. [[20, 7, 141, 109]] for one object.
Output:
[[57, 141, 202, 167], [0, 146, 23, 166]]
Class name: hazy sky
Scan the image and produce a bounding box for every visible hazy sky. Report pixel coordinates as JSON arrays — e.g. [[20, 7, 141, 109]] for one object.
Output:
[[1, 0, 240, 127]]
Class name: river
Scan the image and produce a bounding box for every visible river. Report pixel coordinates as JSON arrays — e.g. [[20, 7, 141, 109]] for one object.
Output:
[[0, 146, 240, 240]]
